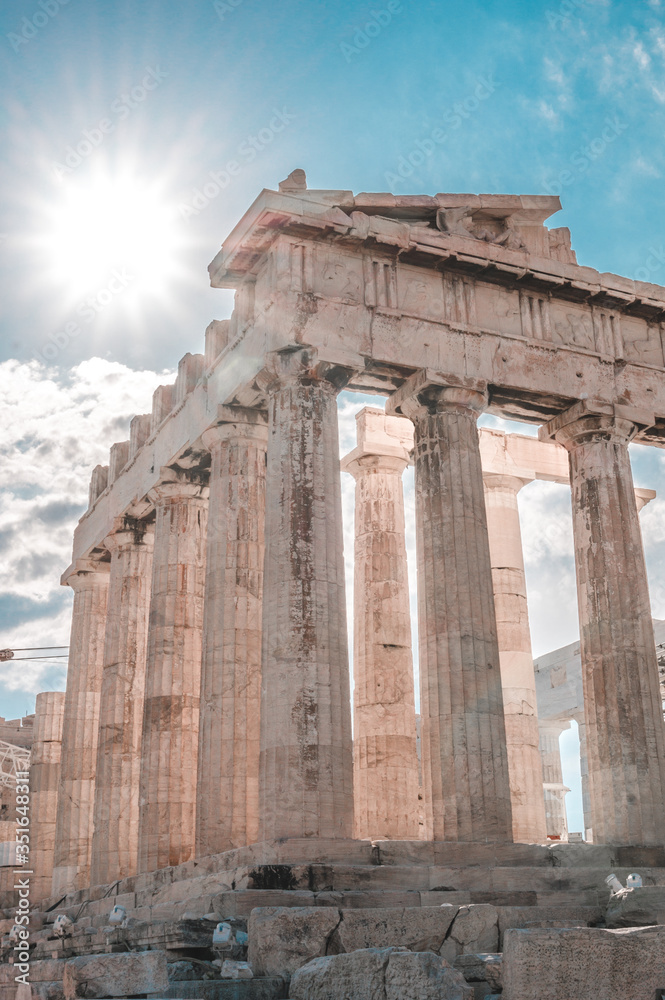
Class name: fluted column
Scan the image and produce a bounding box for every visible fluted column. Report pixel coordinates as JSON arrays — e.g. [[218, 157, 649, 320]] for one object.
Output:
[[258, 349, 354, 841], [196, 409, 268, 857], [543, 400, 665, 846], [91, 518, 154, 885], [388, 372, 513, 842], [137, 470, 208, 872], [52, 562, 109, 894], [539, 720, 570, 841], [31, 692, 65, 904], [483, 473, 547, 844], [341, 408, 420, 841]]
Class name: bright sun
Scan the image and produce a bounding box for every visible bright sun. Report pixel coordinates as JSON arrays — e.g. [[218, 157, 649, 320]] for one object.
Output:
[[41, 171, 183, 308]]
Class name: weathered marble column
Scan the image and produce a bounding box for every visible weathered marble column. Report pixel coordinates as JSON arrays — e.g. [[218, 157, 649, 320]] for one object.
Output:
[[257, 350, 354, 841], [341, 408, 420, 841], [483, 473, 547, 844], [91, 518, 154, 885], [137, 469, 208, 872], [31, 691, 65, 904], [539, 719, 570, 841], [196, 409, 268, 857], [388, 372, 513, 842], [52, 561, 110, 894], [543, 400, 665, 846]]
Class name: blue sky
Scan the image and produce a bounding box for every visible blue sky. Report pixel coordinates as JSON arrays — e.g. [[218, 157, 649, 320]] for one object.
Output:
[[2, 0, 665, 834]]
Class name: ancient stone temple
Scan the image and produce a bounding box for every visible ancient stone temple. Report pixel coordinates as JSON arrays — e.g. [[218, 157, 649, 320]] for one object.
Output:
[[4, 175, 665, 1000]]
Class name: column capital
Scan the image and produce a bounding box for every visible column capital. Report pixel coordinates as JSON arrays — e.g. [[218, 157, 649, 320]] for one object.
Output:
[[482, 472, 532, 494], [103, 516, 155, 556], [635, 487, 657, 513], [341, 451, 410, 478], [539, 399, 654, 451], [387, 369, 488, 420], [62, 559, 110, 589], [201, 406, 269, 452], [147, 467, 209, 506], [255, 347, 355, 397]]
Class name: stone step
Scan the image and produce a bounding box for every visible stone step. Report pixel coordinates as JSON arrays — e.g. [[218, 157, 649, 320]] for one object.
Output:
[[35, 839, 665, 915]]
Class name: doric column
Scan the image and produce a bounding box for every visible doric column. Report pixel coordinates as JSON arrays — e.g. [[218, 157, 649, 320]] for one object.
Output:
[[341, 408, 420, 841], [90, 518, 154, 885], [52, 561, 109, 894], [257, 349, 354, 841], [31, 692, 65, 904], [539, 720, 570, 841], [137, 470, 208, 872], [483, 473, 547, 844], [542, 400, 665, 846], [388, 371, 513, 842], [196, 409, 268, 857]]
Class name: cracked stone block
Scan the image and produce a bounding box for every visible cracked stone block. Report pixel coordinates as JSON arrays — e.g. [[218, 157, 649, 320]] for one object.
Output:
[[440, 905, 499, 963], [248, 906, 341, 978], [290, 947, 472, 1000], [332, 905, 458, 954], [63, 950, 168, 999]]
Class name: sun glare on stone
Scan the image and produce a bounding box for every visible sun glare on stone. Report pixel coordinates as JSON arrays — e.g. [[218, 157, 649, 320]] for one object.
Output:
[[42, 173, 181, 306]]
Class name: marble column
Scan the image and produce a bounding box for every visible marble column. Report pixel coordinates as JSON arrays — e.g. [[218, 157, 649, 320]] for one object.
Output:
[[137, 470, 208, 872], [539, 720, 570, 841], [341, 408, 420, 841], [196, 409, 268, 857], [52, 561, 110, 894], [543, 400, 665, 846], [257, 350, 354, 841], [90, 518, 154, 885], [483, 473, 547, 844], [388, 372, 513, 842], [31, 692, 65, 904]]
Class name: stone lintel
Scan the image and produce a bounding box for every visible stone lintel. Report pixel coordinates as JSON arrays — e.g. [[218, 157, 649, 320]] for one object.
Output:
[[539, 399, 656, 443]]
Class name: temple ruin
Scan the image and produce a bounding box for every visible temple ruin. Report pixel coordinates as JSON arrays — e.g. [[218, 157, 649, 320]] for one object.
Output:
[[3, 174, 665, 998]]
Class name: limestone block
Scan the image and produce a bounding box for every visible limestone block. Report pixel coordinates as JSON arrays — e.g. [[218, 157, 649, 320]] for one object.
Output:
[[26, 961, 68, 983], [385, 950, 473, 999], [290, 948, 472, 1000], [502, 925, 665, 1000], [605, 886, 665, 928], [248, 906, 341, 978], [16, 985, 64, 1000], [440, 905, 499, 963], [63, 951, 168, 999], [332, 905, 458, 954]]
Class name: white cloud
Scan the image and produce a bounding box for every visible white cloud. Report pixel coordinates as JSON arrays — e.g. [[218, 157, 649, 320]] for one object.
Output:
[[0, 358, 172, 711]]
